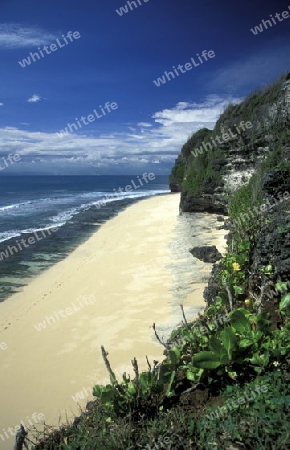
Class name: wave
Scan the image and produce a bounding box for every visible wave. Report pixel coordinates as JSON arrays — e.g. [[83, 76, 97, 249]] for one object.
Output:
[[87, 189, 170, 207], [0, 224, 63, 244], [0, 201, 34, 212], [0, 189, 169, 244], [49, 189, 169, 224], [0, 230, 22, 243], [0, 193, 102, 213]]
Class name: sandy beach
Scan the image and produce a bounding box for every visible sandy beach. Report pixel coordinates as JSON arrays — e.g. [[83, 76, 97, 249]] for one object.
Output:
[[0, 193, 227, 449]]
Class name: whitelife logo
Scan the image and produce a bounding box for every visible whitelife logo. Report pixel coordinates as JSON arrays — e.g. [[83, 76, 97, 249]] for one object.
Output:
[[57, 102, 118, 138], [0, 153, 21, 171], [153, 50, 215, 87], [72, 385, 93, 403], [232, 191, 290, 228], [18, 31, 81, 68], [116, 0, 149, 16], [0, 227, 58, 262], [204, 384, 268, 421], [34, 295, 96, 331], [94, 172, 156, 209], [250, 6, 290, 35], [191, 121, 253, 157], [0, 412, 45, 443]]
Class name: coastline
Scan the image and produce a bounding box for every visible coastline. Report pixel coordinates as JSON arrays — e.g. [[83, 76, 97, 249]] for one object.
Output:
[[0, 193, 227, 449], [0, 178, 170, 303]]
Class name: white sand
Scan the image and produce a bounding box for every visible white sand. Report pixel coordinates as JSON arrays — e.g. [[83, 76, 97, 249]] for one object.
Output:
[[0, 194, 227, 449]]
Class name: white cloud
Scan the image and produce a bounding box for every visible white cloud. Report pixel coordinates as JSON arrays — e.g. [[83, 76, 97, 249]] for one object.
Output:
[[0, 103, 3, 106], [137, 122, 152, 127], [27, 95, 41, 103], [0, 23, 58, 48], [0, 95, 238, 174], [153, 96, 242, 126]]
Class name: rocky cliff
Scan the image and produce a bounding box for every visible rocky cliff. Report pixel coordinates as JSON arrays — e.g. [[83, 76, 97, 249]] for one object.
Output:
[[170, 73, 290, 322], [170, 73, 290, 214]]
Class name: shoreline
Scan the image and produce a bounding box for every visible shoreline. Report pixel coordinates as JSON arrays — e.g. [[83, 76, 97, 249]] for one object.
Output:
[[0, 190, 170, 303], [0, 193, 227, 449]]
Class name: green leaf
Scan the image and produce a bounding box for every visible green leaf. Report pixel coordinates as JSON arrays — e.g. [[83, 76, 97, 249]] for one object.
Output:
[[165, 370, 176, 397], [192, 351, 221, 369], [168, 346, 181, 366], [127, 381, 136, 394], [220, 327, 237, 360], [249, 352, 269, 367], [256, 313, 272, 333], [158, 363, 175, 383], [239, 338, 253, 348], [93, 385, 103, 398], [209, 336, 224, 355], [233, 285, 243, 295], [280, 293, 290, 310], [275, 282, 289, 292], [186, 369, 197, 381], [263, 265, 273, 274], [230, 310, 251, 334], [220, 353, 230, 365], [100, 385, 115, 406], [139, 372, 151, 393]]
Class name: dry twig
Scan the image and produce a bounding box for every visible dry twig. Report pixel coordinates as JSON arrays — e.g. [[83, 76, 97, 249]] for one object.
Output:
[[152, 323, 170, 349], [101, 345, 117, 385], [14, 425, 28, 450], [180, 304, 189, 328]]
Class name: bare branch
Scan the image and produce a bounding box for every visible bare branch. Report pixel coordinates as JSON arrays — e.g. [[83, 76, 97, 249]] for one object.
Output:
[[101, 345, 117, 386], [152, 323, 170, 349], [131, 357, 139, 389], [180, 304, 189, 328], [146, 355, 151, 371], [14, 425, 28, 450]]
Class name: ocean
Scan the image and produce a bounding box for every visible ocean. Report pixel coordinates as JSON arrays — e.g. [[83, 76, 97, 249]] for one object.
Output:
[[0, 175, 170, 302]]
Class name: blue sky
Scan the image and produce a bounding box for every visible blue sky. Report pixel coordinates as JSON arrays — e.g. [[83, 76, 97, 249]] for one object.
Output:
[[0, 0, 290, 175]]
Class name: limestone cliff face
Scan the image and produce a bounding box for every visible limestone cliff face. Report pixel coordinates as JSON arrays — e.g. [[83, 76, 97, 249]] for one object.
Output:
[[170, 74, 290, 214]]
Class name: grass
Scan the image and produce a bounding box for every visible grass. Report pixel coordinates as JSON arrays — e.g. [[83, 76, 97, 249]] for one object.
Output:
[[30, 370, 290, 449]]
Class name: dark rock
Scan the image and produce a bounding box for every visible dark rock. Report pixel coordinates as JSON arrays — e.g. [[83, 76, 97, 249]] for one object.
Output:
[[249, 208, 290, 282], [180, 386, 209, 407], [216, 225, 226, 230], [169, 182, 180, 192], [190, 245, 222, 263], [216, 216, 224, 222], [217, 220, 231, 230], [262, 170, 290, 198], [86, 401, 96, 411], [204, 263, 222, 306], [72, 416, 82, 428], [180, 193, 228, 214]]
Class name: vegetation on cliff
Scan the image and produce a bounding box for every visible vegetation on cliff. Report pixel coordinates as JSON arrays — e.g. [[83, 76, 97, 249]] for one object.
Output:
[[169, 72, 290, 212]]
